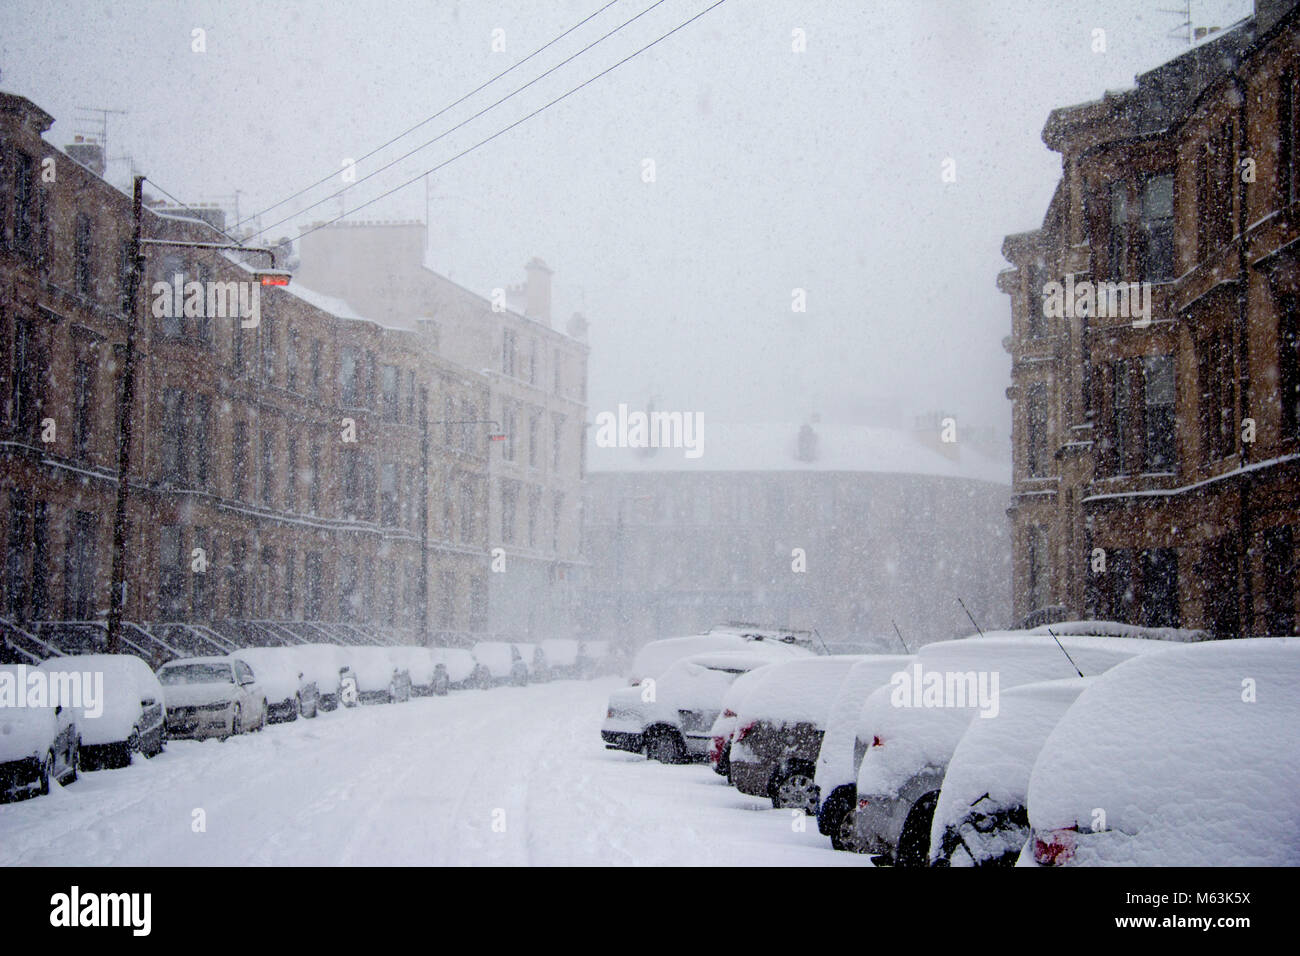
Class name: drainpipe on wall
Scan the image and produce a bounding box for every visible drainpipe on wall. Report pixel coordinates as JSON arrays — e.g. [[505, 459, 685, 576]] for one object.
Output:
[[1230, 70, 1255, 636]]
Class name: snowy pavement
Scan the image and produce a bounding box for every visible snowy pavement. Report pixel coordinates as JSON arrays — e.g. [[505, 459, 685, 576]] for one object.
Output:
[[0, 678, 867, 866]]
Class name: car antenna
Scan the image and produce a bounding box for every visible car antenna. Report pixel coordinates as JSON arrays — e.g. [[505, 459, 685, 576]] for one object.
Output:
[[891, 619, 910, 654], [811, 627, 831, 655], [1044, 626, 1085, 678], [957, 597, 985, 637]]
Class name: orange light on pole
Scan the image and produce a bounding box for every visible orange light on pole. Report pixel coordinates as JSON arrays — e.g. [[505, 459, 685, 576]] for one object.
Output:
[[255, 269, 292, 287]]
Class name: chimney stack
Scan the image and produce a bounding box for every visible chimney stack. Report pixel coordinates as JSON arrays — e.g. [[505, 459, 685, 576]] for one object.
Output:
[[524, 257, 552, 326], [65, 136, 105, 177]]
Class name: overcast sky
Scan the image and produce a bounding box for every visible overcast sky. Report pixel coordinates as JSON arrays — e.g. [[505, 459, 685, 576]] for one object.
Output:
[[1, 0, 1253, 441]]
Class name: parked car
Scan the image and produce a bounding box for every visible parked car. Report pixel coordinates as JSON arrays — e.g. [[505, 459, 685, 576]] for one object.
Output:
[[728, 656, 867, 811], [157, 657, 268, 739], [540, 639, 581, 679], [388, 646, 449, 697], [285, 644, 350, 711], [602, 647, 811, 763], [580, 640, 612, 677], [473, 642, 527, 687], [344, 647, 412, 703], [429, 647, 478, 690], [41, 654, 166, 769], [852, 632, 1173, 866], [706, 664, 780, 778], [623, 631, 787, 686], [0, 664, 79, 800], [929, 677, 1089, 867], [513, 643, 547, 682], [813, 655, 913, 851], [229, 647, 318, 723], [1025, 638, 1300, 867]]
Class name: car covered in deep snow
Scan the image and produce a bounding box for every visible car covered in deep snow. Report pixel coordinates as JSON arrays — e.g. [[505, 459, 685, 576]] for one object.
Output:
[[472, 642, 527, 687], [157, 657, 268, 739], [602, 645, 812, 763], [929, 677, 1089, 867], [727, 655, 867, 812], [343, 647, 412, 704], [41, 654, 167, 768], [813, 654, 914, 851], [388, 646, 449, 697], [852, 632, 1172, 867], [0, 664, 79, 800], [1024, 638, 1300, 867], [283, 644, 351, 711], [540, 639, 582, 679], [228, 647, 319, 723], [513, 643, 547, 682], [429, 647, 478, 689], [706, 664, 780, 778]]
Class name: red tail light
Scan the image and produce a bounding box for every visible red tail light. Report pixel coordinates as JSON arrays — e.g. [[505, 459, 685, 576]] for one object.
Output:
[[722, 708, 736, 718], [734, 721, 756, 743], [606, 708, 614, 719], [871, 735, 883, 747], [857, 797, 870, 810], [708, 736, 724, 764], [1032, 827, 1078, 866]]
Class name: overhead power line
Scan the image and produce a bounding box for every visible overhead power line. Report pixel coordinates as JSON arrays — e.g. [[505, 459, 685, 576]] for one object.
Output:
[[233, 0, 622, 233], [244, 0, 670, 243], [280, 0, 729, 250]]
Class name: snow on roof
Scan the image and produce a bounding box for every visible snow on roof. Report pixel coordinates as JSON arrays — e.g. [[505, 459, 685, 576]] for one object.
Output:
[[587, 422, 1009, 484], [283, 281, 370, 323]]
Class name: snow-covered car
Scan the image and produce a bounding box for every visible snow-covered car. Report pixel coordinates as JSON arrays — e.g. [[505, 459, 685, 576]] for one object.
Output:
[[388, 646, 449, 697], [852, 632, 1173, 867], [929, 677, 1089, 867], [41, 654, 166, 769], [0, 664, 79, 800], [1024, 638, 1300, 867], [579, 640, 612, 677], [623, 632, 776, 686], [344, 647, 412, 704], [813, 654, 914, 851], [284, 644, 350, 711], [513, 642, 547, 681], [706, 664, 779, 778], [473, 642, 527, 687], [429, 647, 477, 690], [157, 657, 268, 739], [540, 639, 581, 679], [602, 646, 811, 763], [727, 656, 868, 811], [229, 647, 319, 723]]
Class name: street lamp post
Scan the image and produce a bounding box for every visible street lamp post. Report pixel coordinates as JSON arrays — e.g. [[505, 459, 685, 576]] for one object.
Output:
[[105, 175, 288, 652]]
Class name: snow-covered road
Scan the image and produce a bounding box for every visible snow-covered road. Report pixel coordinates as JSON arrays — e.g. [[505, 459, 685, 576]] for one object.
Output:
[[0, 678, 867, 866]]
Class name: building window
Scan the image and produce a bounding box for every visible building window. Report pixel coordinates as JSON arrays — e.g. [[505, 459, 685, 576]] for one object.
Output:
[[339, 346, 358, 406], [160, 389, 187, 485], [232, 421, 250, 499], [469, 576, 487, 632], [1026, 264, 1047, 338], [1138, 174, 1175, 282], [461, 481, 476, 543], [260, 311, 276, 385], [502, 328, 516, 377], [283, 548, 296, 619], [552, 492, 564, 552], [310, 340, 322, 393], [1261, 526, 1297, 636], [73, 356, 96, 459], [1198, 123, 1235, 258], [502, 403, 516, 461], [438, 571, 455, 628], [527, 486, 540, 548], [552, 414, 564, 472], [286, 327, 299, 392], [304, 552, 323, 619], [501, 480, 517, 544], [156, 254, 184, 339], [9, 317, 44, 439], [1108, 182, 1128, 280], [380, 364, 399, 421], [158, 525, 186, 621], [63, 510, 98, 620], [74, 213, 93, 297], [260, 428, 275, 506], [1112, 360, 1137, 476], [5, 491, 29, 618], [338, 555, 358, 622], [12, 151, 35, 255], [31, 501, 49, 620], [1026, 383, 1048, 478], [1198, 330, 1235, 461], [1280, 70, 1299, 209], [1142, 354, 1176, 472], [1027, 525, 1050, 612], [406, 370, 416, 423], [286, 437, 298, 510], [192, 528, 211, 618], [309, 443, 321, 512], [1280, 295, 1300, 439], [381, 462, 398, 526], [1139, 548, 1179, 628], [528, 413, 539, 468]]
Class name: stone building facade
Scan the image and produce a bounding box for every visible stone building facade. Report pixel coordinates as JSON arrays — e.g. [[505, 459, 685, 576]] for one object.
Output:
[[1000, 0, 1300, 636]]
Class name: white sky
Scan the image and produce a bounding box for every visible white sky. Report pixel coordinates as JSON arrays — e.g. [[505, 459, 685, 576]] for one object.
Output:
[[0, 0, 1254, 439]]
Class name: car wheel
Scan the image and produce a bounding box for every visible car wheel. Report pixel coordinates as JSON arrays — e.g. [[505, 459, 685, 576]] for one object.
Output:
[[257, 701, 268, 731], [896, 792, 940, 868], [38, 750, 54, 795], [229, 703, 242, 738], [66, 739, 80, 784], [772, 771, 818, 813], [291, 695, 302, 721], [123, 728, 141, 768], [831, 808, 864, 853], [646, 730, 686, 765]]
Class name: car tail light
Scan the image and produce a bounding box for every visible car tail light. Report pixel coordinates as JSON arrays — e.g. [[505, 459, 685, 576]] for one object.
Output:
[[722, 708, 736, 718], [871, 735, 883, 747], [1032, 827, 1078, 866], [606, 708, 614, 719], [734, 721, 756, 743], [857, 797, 870, 810], [708, 736, 724, 763], [629, 678, 642, 687]]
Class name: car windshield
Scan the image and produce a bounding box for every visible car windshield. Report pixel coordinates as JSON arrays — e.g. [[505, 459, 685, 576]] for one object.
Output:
[[159, 663, 234, 686]]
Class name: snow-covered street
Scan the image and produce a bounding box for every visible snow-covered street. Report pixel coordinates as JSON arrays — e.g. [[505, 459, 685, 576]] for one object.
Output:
[[0, 679, 866, 867]]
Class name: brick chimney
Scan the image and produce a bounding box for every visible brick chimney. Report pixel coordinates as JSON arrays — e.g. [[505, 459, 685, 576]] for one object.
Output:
[[65, 136, 105, 177], [524, 257, 552, 326]]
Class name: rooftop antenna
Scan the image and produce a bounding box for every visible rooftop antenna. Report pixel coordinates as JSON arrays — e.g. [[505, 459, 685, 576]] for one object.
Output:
[[891, 619, 910, 655], [957, 597, 984, 637], [1044, 626, 1085, 678], [73, 106, 127, 157]]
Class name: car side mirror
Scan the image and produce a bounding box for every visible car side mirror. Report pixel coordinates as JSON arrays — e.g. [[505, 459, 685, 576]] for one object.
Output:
[[55, 704, 62, 716]]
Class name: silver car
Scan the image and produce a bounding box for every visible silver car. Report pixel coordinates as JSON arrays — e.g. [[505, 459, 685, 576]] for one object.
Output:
[[157, 657, 268, 739]]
